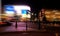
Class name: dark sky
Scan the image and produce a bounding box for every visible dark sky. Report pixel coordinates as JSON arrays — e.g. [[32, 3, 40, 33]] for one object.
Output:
[[2, 0, 60, 13]]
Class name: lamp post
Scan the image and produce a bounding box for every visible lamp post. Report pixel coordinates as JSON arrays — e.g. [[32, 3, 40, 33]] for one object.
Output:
[[25, 12, 27, 31], [26, 10, 28, 31], [14, 11, 18, 29]]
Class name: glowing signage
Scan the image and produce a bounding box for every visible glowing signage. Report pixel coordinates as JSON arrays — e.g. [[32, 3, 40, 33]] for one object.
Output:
[[22, 10, 27, 14], [4, 5, 14, 11], [4, 5, 31, 18], [4, 5, 15, 14]]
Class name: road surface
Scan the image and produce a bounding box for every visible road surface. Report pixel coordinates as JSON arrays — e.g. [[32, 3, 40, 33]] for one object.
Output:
[[0, 21, 39, 32]]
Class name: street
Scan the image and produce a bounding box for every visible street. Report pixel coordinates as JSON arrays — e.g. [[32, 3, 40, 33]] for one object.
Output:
[[0, 21, 38, 32], [0, 22, 60, 36], [0, 21, 56, 36]]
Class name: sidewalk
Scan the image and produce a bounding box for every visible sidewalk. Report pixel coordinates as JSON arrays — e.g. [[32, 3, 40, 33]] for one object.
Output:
[[0, 22, 47, 33], [0, 26, 39, 33]]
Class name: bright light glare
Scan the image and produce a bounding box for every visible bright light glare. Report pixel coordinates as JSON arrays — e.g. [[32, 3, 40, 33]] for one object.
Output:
[[5, 11, 14, 14], [27, 14, 31, 18], [22, 14, 27, 18], [14, 5, 31, 15], [14, 5, 31, 10], [22, 14, 31, 18]]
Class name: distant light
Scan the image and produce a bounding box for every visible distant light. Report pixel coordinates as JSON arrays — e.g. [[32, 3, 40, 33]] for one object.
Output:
[[14, 5, 31, 10], [52, 10, 58, 12], [27, 14, 31, 18], [32, 13, 33, 15]]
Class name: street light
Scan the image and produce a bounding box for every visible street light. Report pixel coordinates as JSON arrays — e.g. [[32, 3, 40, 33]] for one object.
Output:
[[25, 10, 31, 31], [26, 10, 29, 31], [14, 11, 18, 29]]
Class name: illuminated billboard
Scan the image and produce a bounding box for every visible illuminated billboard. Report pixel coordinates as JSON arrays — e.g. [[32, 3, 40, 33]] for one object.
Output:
[[4, 5, 31, 18], [4, 5, 30, 14], [4, 5, 15, 15]]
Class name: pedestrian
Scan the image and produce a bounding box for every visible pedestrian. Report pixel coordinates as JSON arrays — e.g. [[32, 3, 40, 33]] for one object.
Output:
[[38, 12, 42, 30], [38, 18, 41, 30]]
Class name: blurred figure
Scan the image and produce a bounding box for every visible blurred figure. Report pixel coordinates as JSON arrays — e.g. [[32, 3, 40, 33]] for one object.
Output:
[[38, 9, 47, 30], [38, 11, 42, 30], [41, 9, 47, 24]]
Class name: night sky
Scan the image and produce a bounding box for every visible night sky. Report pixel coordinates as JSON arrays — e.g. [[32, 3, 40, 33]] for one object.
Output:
[[2, 0, 60, 14]]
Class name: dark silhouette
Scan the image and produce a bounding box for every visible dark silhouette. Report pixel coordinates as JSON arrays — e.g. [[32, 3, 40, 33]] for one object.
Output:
[[42, 15, 47, 24], [14, 15, 18, 28], [37, 19, 41, 30]]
